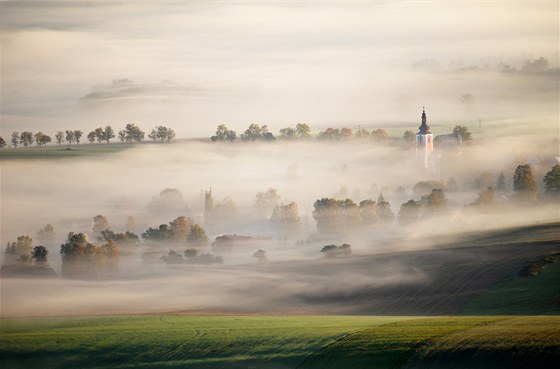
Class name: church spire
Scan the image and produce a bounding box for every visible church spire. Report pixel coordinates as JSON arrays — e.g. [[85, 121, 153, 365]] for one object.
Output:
[[418, 106, 431, 134]]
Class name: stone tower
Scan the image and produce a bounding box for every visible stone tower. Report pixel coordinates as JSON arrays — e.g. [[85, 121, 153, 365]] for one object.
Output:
[[416, 107, 434, 168]]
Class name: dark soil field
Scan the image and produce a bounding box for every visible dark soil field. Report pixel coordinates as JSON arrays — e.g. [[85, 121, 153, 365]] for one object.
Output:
[[225, 222, 560, 315]]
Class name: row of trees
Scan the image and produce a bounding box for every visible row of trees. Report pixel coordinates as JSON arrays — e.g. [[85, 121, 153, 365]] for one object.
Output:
[[211, 123, 311, 142], [91, 214, 209, 247], [0, 124, 175, 148], [312, 194, 394, 234], [210, 123, 473, 144], [397, 164, 560, 224]]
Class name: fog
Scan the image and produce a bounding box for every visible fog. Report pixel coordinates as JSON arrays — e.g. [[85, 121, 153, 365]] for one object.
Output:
[[1, 116, 559, 316], [1, 1, 558, 137], [1, 1, 559, 317]]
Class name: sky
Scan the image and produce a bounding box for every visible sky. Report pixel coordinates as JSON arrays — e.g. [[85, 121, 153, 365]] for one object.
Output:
[[0, 0, 558, 138]]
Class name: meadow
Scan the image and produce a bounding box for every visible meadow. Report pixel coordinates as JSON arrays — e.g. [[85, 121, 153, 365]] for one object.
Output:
[[1, 315, 559, 369], [0, 143, 133, 159]]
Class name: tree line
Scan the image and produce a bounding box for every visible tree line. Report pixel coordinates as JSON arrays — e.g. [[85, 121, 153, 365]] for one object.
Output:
[[2, 163, 558, 277], [0, 122, 473, 148], [0, 124, 175, 148], [210, 123, 473, 143]]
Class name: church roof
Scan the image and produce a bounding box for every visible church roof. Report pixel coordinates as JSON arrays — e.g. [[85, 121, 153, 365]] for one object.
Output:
[[418, 107, 431, 134]]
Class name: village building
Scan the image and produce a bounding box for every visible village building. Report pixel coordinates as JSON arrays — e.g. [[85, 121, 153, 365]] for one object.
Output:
[[416, 107, 462, 170]]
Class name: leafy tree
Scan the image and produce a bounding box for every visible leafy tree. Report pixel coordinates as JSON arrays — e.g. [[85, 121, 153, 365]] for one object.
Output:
[[340, 127, 353, 139], [11, 132, 19, 148], [318, 128, 340, 140], [161, 248, 223, 265], [20, 131, 34, 147], [212, 124, 228, 141], [295, 123, 311, 138], [403, 130, 415, 142], [65, 130, 75, 145], [104, 126, 115, 143], [496, 171, 506, 191], [313, 198, 359, 234], [94, 127, 105, 143], [142, 224, 172, 241], [453, 125, 472, 142], [187, 224, 209, 247], [513, 164, 537, 202], [118, 130, 126, 143], [60, 233, 87, 262], [55, 131, 64, 145], [98, 230, 139, 244], [87, 131, 97, 144], [123, 123, 144, 143], [261, 125, 275, 141], [32, 246, 48, 263], [372, 129, 388, 142], [279, 127, 296, 140], [398, 200, 423, 224], [169, 216, 191, 242], [74, 130, 83, 144], [543, 164, 560, 193], [92, 215, 111, 239], [225, 129, 237, 141], [270, 202, 301, 231], [241, 123, 263, 141], [148, 128, 158, 142], [255, 188, 281, 213], [0, 136, 6, 148], [253, 249, 267, 262], [11, 235, 33, 257], [149, 126, 176, 142], [34, 131, 51, 146], [60, 232, 108, 277], [211, 124, 237, 142]]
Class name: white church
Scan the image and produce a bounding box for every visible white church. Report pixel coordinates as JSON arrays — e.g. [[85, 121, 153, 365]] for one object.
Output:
[[416, 107, 462, 170]]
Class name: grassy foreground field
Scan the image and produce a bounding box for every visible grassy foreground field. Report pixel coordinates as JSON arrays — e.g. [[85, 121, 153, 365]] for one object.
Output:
[[1, 315, 559, 369]]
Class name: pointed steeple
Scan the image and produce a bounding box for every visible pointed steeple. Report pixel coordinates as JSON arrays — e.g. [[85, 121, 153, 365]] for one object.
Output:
[[418, 106, 431, 134]]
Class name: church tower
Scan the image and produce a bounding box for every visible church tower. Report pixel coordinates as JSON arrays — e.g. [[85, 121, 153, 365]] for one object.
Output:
[[416, 107, 434, 168]]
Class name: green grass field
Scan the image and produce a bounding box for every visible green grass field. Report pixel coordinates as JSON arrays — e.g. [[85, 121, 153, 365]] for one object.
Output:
[[461, 257, 560, 315], [1, 315, 559, 369], [0, 144, 133, 159]]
